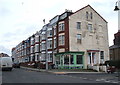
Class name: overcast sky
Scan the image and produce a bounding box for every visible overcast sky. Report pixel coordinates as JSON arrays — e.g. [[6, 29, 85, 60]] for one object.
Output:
[[0, 0, 118, 56]]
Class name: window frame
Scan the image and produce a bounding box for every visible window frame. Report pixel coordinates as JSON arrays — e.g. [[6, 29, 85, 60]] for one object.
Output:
[[54, 38, 56, 48], [100, 51, 104, 59], [76, 55, 83, 64], [88, 24, 92, 31], [47, 40, 52, 49], [59, 23, 65, 32], [90, 12, 93, 19], [76, 22, 81, 29], [59, 35, 65, 46], [86, 11, 89, 20], [76, 34, 82, 43]]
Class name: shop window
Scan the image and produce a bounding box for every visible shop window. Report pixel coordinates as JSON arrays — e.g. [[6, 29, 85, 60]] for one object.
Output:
[[100, 51, 104, 59], [76, 55, 83, 64], [64, 55, 69, 64], [70, 55, 74, 64]]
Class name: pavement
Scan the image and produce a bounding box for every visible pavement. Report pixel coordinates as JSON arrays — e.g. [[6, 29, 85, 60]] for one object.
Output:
[[20, 66, 105, 74]]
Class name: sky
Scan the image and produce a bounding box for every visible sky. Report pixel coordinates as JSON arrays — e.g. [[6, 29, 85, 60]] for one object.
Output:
[[0, 0, 119, 56]]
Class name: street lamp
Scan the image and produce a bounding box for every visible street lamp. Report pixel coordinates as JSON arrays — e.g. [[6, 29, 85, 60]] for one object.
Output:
[[114, 1, 120, 83], [114, 1, 120, 11]]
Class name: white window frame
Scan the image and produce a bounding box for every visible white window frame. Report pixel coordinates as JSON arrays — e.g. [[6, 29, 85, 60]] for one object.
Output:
[[59, 23, 64, 32], [54, 27, 56, 35], [47, 30, 52, 37], [76, 34, 82, 43], [41, 43, 45, 50], [88, 24, 92, 31], [59, 35, 65, 46], [47, 40, 52, 49], [42, 34, 46, 40], [48, 53, 53, 62], [54, 38, 56, 48]]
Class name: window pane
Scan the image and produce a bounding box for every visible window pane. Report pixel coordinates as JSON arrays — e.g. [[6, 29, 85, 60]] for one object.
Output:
[[54, 28, 56, 35], [59, 23, 64, 32], [59, 24, 62, 32], [62, 35, 65, 45], [86, 11, 88, 20], [64, 55, 69, 64], [62, 23, 64, 31], [70, 55, 74, 64], [88, 24, 92, 31], [59, 35, 65, 45], [100, 51, 104, 59], [77, 22, 81, 29], [76, 34, 81, 43], [76, 55, 83, 64], [77, 34, 81, 39], [54, 39, 56, 48], [90, 12, 92, 19]]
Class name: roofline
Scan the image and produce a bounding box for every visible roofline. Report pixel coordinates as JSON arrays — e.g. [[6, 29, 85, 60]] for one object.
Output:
[[71, 5, 108, 23]]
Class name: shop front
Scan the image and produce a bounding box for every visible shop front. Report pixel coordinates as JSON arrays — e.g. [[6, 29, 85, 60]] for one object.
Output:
[[55, 51, 84, 69]]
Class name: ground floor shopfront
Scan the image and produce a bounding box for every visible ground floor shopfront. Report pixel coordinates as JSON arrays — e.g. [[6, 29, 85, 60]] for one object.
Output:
[[55, 50, 105, 71], [55, 51, 85, 69]]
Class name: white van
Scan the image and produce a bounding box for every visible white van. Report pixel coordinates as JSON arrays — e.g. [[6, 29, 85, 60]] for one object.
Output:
[[0, 57, 13, 71]]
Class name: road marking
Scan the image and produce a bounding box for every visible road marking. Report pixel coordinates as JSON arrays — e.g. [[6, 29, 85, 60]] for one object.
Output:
[[83, 78, 87, 79], [96, 79, 101, 81], [101, 78, 105, 81], [68, 76, 73, 77], [105, 80, 111, 82], [89, 79, 93, 80], [112, 81, 118, 83]]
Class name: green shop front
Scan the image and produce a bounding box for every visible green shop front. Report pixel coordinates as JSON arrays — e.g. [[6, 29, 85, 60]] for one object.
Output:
[[55, 51, 85, 69]]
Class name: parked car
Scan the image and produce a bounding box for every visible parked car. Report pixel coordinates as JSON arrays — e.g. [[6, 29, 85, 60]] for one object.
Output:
[[13, 62, 20, 68], [0, 56, 13, 71], [107, 66, 116, 73]]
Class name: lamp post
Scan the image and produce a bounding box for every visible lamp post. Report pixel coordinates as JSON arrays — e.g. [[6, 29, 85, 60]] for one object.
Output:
[[114, 1, 120, 83], [114, 0, 120, 32], [114, 1, 120, 11]]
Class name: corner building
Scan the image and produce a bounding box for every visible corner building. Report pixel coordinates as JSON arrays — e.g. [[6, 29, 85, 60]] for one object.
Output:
[[55, 5, 109, 69]]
